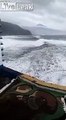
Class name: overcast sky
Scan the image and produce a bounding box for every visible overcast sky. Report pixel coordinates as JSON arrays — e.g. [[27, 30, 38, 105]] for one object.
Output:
[[0, 0, 66, 30]]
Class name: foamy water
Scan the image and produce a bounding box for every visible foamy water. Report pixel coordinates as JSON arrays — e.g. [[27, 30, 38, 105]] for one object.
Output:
[[1, 35, 66, 85]]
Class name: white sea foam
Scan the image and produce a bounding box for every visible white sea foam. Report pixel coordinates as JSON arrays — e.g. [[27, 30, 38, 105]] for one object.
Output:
[[1, 36, 66, 86]]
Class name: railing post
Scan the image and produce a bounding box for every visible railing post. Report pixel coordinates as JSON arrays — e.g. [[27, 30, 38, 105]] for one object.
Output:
[[0, 19, 4, 65]]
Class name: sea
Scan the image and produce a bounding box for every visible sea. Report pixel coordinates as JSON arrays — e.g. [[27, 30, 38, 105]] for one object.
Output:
[[1, 35, 66, 85]]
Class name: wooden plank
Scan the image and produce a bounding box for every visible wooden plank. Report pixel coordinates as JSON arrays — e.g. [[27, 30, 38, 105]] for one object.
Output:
[[19, 74, 66, 92]]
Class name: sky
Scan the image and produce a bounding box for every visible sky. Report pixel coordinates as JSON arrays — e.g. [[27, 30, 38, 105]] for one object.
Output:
[[0, 0, 66, 30]]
